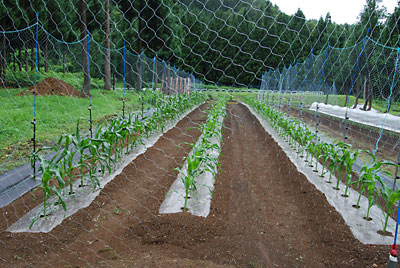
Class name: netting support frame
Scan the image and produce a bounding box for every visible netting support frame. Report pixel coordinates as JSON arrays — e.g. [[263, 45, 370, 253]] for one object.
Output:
[[123, 41, 126, 119], [31, 11, 39, 180], [87, 30, 92, 138]]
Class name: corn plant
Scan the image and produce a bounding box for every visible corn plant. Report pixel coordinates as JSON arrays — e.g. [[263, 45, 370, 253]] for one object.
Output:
[[70, 119, 104, 188], [29, 148, 66, 227], [175, 97, 226, 211], [377, 176, 400, 232], [56, 135, 77, 195], [333, 142, 347, 190], [312, 142, 324, 172], [319, 143, 333, 178], [342, 148, 359, 197]]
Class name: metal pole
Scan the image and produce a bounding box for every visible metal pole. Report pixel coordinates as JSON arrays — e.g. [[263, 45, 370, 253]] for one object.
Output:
[[123, 41, 126, 118], [87, 29, 92, 138]]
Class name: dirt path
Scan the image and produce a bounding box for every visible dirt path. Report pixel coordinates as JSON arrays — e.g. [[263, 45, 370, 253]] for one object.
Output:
[[0, 102, 390, 268], [208, 103, 388, 267]]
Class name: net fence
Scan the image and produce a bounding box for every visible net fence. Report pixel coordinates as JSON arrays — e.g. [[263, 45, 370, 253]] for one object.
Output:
[[0, 0, 400, 267]]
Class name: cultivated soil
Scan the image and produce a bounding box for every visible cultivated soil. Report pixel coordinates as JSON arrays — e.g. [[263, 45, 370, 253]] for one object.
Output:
[[284, 105, 399, 163], [19, 77, 86, 97], [0, 102, 390, 267]]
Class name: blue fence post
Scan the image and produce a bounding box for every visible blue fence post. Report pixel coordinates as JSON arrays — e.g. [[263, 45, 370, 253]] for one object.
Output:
[[87, 29, 92, 138], [141, 48, 144, 90], [31, 11, 39, 179], [123, 40, 126, 118], [161, 60, 165, 93], [315, 44, 329, 135], [289, 61, 297, 111], [152, 53, 156, 91], [168, 64, 171, 94]]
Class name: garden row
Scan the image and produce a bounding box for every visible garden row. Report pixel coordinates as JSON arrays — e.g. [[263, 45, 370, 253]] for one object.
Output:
[[244, 97, 400, 233], [166, 97, 227, 214], [29, 93, 206, 227]]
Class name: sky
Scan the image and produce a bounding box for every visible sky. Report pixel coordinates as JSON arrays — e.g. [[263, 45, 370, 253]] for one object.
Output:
[[268, 0, 398, 24]]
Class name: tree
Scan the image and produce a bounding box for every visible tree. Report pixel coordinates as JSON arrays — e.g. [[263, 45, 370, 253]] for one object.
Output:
[[358, 0, 385, 110]]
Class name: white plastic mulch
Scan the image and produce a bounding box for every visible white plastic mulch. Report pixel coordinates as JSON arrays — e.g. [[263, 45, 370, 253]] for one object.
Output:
[[309, 102, 400, 133]]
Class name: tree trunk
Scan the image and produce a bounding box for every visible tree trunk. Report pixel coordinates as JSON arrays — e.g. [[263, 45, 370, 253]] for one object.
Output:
[[112, 73, 116, 90], [0, 33, 3, 87], [1, 30, 6, 87], [44, 33, 48, 72], [104, 0, 111, 90], [31, 40, 34, 71], [362, 75, 368, 111], [362, 73, 372, 111], [80, 0, 89, 93], [153, 58, 157, 91], [352, 79, 361, 109], [13, 51, 16, 72], [18, 49, 22, 71], [387, 94, 393, 113], [62, 50, 66, 74], [25, 46, 28, 72], [366, 73, 372, 111], [344, 93, 349, 108]]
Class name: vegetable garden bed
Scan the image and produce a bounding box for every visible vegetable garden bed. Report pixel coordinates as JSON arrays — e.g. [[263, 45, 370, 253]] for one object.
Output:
[[0, 99, 393, 267]]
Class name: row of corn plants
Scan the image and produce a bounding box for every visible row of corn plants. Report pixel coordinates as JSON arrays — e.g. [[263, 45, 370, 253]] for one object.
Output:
[[175, 98, 227, 211], [29, 92, 206, 227], [245, 97, 400, 233]]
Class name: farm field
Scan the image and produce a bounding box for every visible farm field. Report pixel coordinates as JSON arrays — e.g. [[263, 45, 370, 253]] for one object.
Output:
[[0, 100, 390, 268], [282, 105, 399, 174]]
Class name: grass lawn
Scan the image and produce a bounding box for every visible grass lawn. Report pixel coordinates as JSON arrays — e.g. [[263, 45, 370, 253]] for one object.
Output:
[[0, 87, 157, 174]]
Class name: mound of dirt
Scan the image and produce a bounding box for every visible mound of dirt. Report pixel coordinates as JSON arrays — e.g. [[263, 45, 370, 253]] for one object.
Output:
[[20, 77, 87, 97]]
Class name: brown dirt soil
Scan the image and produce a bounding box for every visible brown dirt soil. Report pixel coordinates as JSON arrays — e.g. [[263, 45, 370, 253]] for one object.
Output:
[[0, 103, 390, 267], [19, 77, 86, 97]]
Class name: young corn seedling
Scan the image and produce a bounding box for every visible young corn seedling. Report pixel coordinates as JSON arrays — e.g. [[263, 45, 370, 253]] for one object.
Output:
[[377, 176, 400, 233], [333, 143, 347, 190], [175, 145, 204, 211], [29, 148, 66, 228], [56, 135, 77, 195], [319, 143, 333, 178], [342, 148, 359, 197], [326, 148, 340, 184], [364, 176, 378, 221], [353, 152, 381, 209]]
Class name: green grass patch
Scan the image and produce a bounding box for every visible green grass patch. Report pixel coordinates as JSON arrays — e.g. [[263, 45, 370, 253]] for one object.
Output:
[[0, 87, 157, 174]]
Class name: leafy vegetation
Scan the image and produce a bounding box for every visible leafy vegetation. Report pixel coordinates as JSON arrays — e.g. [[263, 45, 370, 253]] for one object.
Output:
[[29, 92, 206, 227], [175, 97, 226, 211], [245, 96, 400, 233]]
